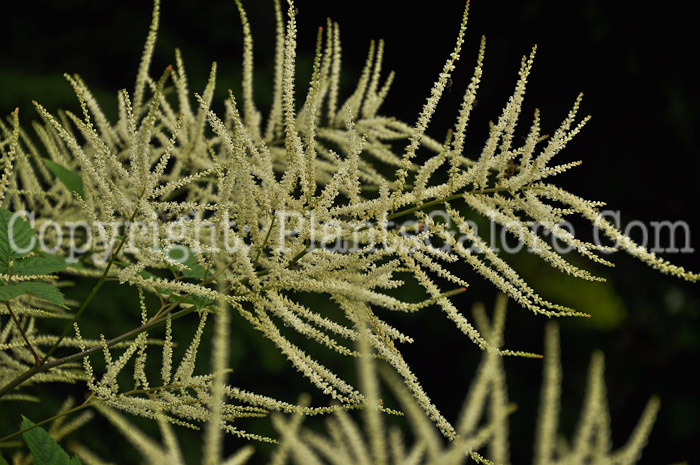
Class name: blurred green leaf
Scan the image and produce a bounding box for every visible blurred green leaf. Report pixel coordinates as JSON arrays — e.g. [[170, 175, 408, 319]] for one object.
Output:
[[515, 252, 627, 329], [166, 246, 214, 279], [42, 158, 84, 200], [20, 417, 82, 465], [0, 208, 35, 273]]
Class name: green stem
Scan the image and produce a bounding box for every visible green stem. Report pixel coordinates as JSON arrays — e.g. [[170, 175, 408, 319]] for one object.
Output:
[[0, 402, 92, 444], [253, 238, 309, 281], [251, 186, 518, 282], [253, 212, 276, 266], [4, 301, 40, 366], [0, 305, 196, 400], [40, 208, 139, 364], [386, 185, 514, 222], [0, 381, 193, 444]]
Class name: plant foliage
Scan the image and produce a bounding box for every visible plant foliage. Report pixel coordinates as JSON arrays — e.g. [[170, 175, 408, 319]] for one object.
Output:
[[0, 0, 695, 463]]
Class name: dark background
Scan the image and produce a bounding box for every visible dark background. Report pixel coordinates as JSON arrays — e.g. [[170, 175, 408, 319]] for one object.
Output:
[[1, 1, 698, 463]]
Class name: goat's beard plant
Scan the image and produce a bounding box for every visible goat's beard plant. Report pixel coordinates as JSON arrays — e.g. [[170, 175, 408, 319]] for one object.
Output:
[[0, 0, 696, 463]]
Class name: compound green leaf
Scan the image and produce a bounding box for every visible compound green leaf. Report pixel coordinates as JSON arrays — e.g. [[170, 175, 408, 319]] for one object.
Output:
[[12, 255, 68, 276], [0, 283, 27, 301], [0, 281, 67, 308], [18, 281, 68, 308]]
